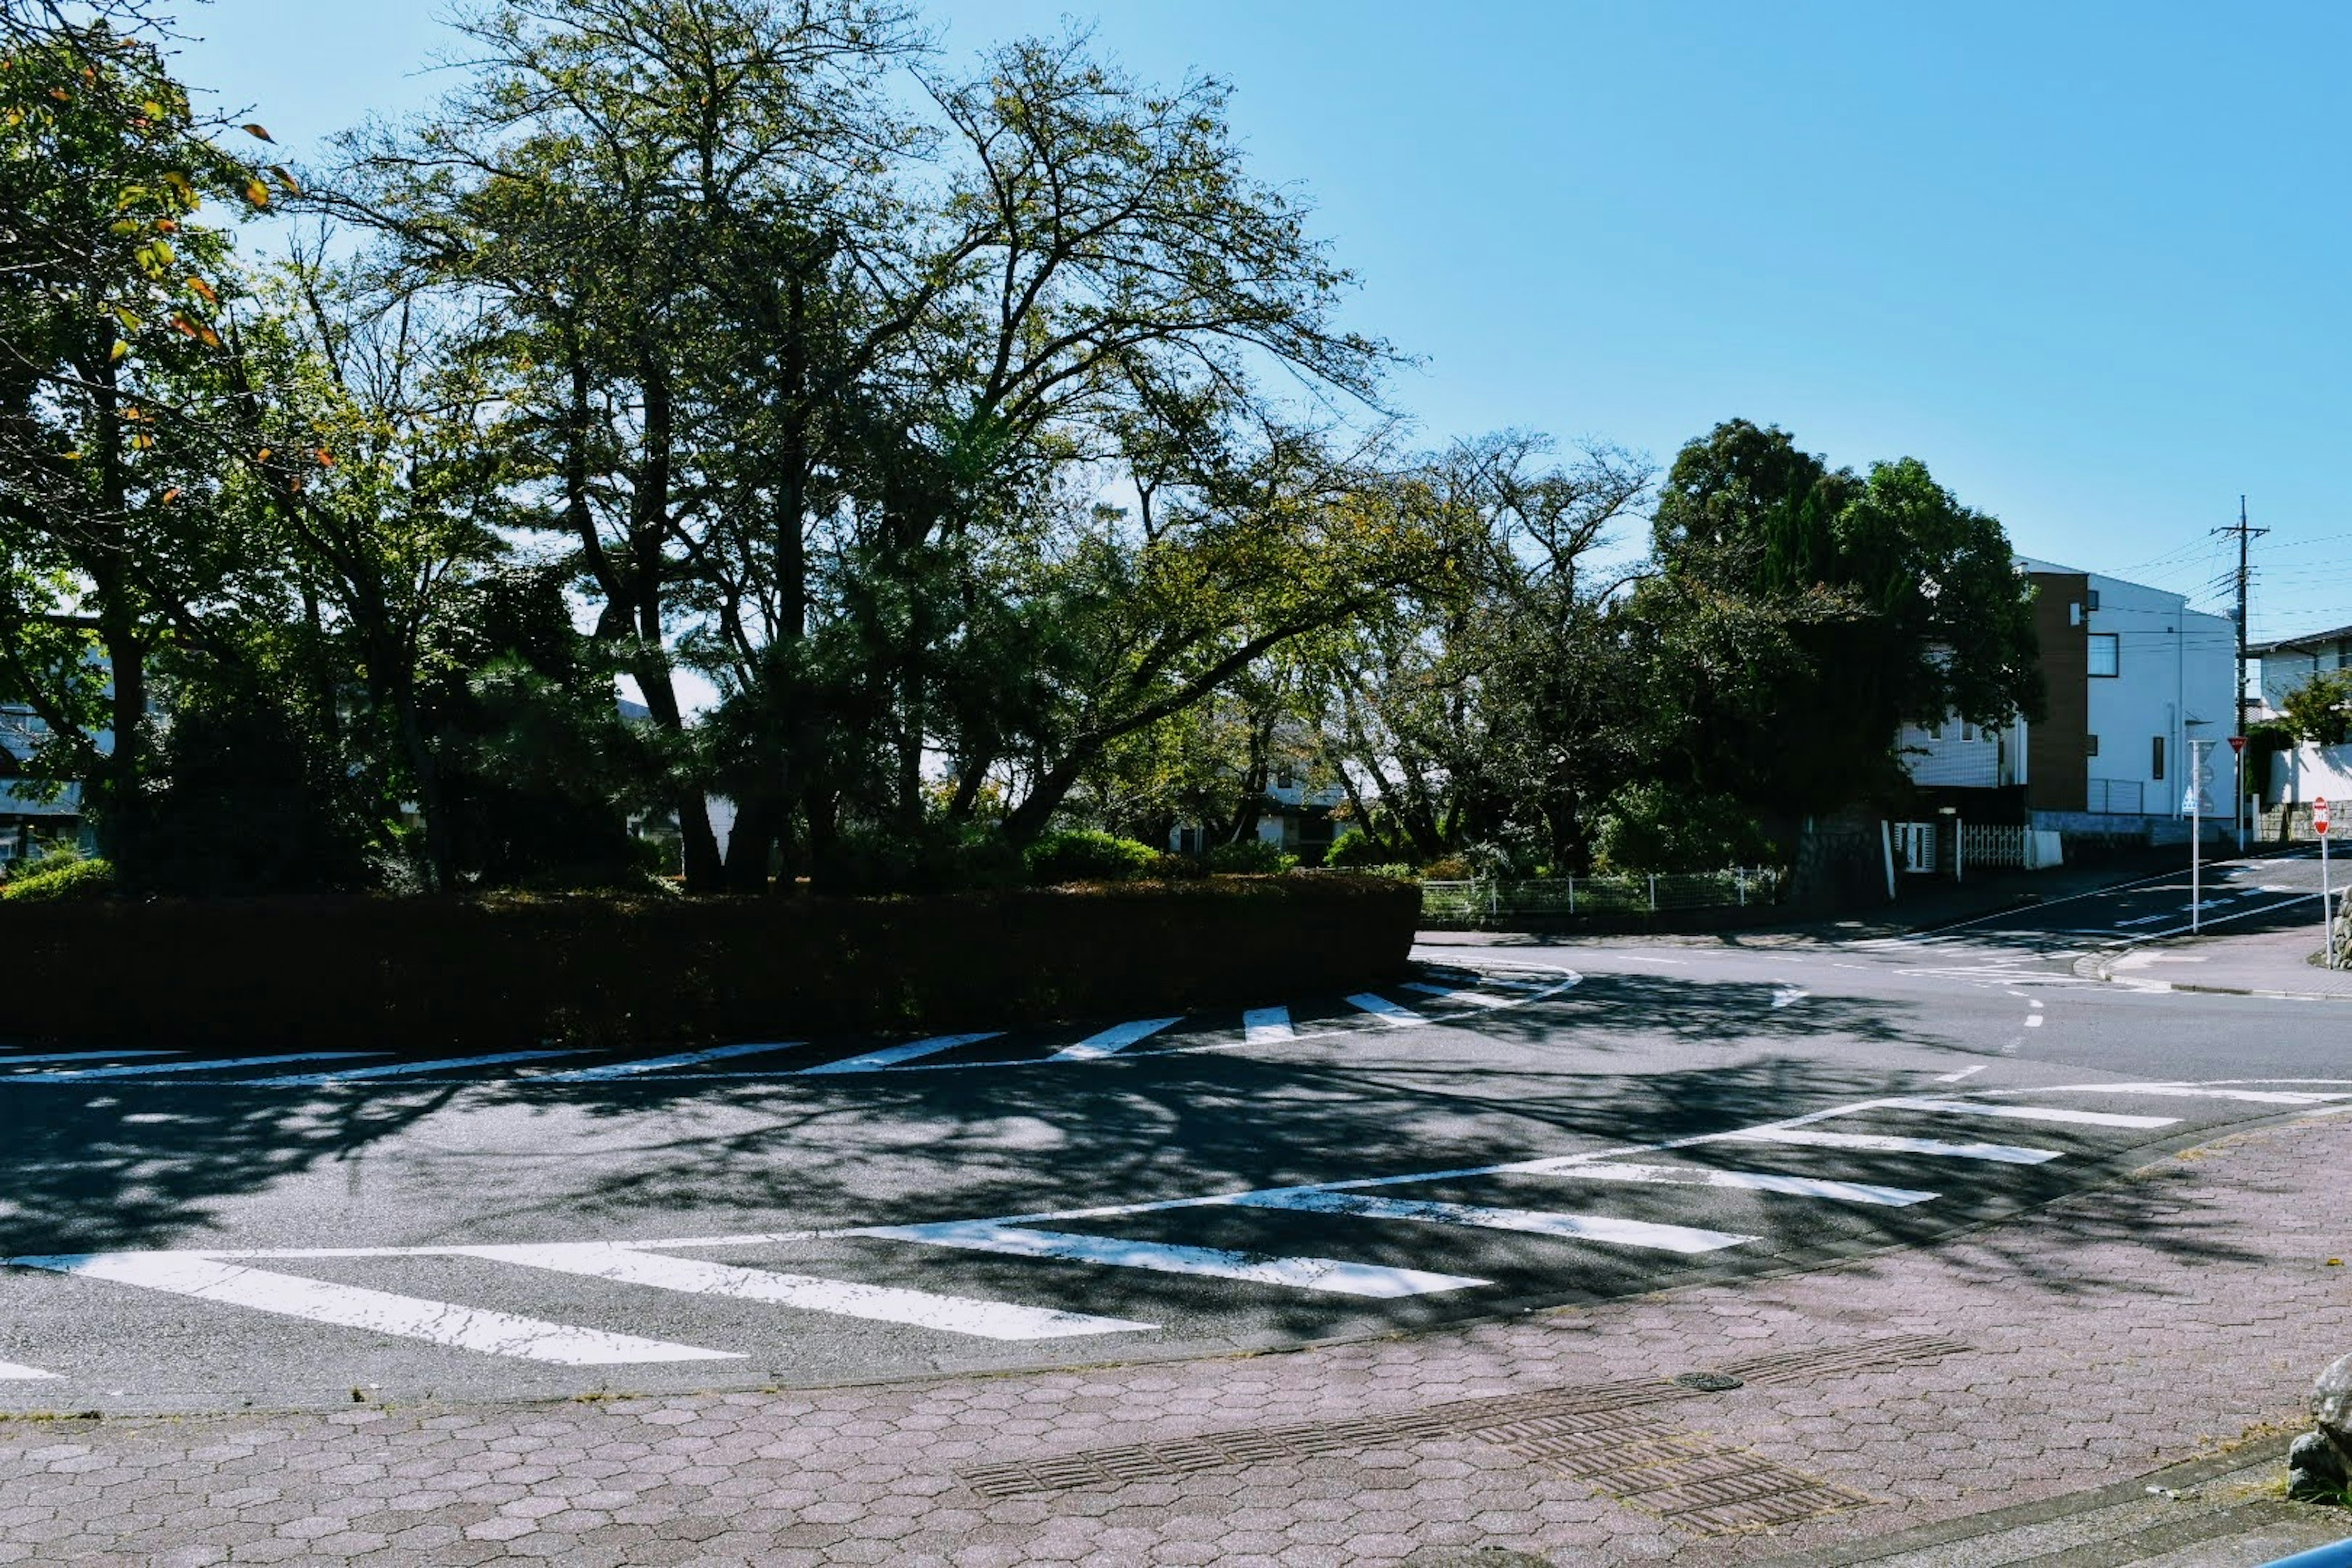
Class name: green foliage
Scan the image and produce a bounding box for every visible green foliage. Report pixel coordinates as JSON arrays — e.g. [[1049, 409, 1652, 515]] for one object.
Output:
[[1203, 839, 1298, 874], [2281, 671, 2352, 747], [0, 855, 113, 902], [1590, 782, 1777, 873], [1322, 827, 1395, 868], [1640, 421, 2041, 816], [816, 824, 1027, 897], [1024, 830, 1161, 886]]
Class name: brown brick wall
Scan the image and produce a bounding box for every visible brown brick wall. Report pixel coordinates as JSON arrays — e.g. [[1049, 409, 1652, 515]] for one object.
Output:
[[2027, 572, 2089, 812]]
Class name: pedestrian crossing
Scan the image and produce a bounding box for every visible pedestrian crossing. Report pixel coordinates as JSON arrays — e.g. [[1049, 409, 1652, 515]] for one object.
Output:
[[0, 964, 1580, 1090], [4, 1079, 2332, 1389]]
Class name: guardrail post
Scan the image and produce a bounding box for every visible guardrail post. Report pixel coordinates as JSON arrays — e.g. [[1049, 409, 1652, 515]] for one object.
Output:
[[1647, 873, 1657, 912], [1736, 868, 1747, 907], [1567, 875, 1576, 915]]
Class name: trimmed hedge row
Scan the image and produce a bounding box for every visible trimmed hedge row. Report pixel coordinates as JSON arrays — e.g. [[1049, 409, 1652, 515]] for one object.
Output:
[[9, 875, 1419, 1055]]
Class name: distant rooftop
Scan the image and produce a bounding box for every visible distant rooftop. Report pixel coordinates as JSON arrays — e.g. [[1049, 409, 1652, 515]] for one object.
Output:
[[2248, 622, 2352, 657]]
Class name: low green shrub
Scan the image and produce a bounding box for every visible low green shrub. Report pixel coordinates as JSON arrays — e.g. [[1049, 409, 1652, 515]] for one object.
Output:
[[1203, 839, 1297, 874], [0, 876, 1421, 1052], [0, 854, 111, 902], [1024, 829, 1161, 885], [1420, 854, 1472, 880], [1591, 781, 1776, 873], [817, 824, 1027, 895]]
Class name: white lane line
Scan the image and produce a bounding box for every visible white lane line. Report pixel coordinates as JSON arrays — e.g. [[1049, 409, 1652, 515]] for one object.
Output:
[[1936, 1064, 1990, 1084], [1050, 1018, 1185, 1063], [1242, 1008, 1295, 1046], [1879, 1096, 2177, 1129], [2020, 1083, 2352, 1107], [1497, 1158, 1937, 1208], [0, 1360, 60, 1380], [2024, 1016, 2045, 1027], [0, 1050, 184, 1068], [859, 1221, 1485, 1298], [1400, 982, 1512, 1008], [1710, 1128, 2060, 1164], [2115, 913, 2168, 926], [1770, 986, 1809, 1009], [540, 1040, 806, 1082], [453, 1243, 1154, 1341], [796, 1033, 1001, 1076], [253, 1050, 584, 1087], [12, 1253, 738, 1365], [1348, 993, 1426, 1027], [1222, 1190, 1754, 1254], [9, 1052, 385, 1083]]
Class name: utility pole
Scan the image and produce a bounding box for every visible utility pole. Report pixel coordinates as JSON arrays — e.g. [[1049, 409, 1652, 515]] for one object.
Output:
[[2214, 497, 2268, 853]]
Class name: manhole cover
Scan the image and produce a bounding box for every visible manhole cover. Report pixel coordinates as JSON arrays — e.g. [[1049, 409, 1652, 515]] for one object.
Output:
[[1672, 1371, 1745, 1392]]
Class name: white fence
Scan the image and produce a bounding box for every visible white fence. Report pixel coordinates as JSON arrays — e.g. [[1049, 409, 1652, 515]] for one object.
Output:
[[1419, 869, 1782, 921]]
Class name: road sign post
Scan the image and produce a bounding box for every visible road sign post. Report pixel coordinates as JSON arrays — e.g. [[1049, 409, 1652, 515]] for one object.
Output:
[[2229, 735, 2248, 854], [2187, 739, 2214, 933], [2318, 796, 2334, 967]]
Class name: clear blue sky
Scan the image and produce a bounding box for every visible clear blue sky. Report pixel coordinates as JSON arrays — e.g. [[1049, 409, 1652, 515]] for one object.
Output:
[[163, 0, 2352, 641]]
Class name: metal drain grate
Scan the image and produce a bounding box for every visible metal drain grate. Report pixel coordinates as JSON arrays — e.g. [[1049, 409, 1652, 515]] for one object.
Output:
[[956, 1334, 1967, 1501], [1479, 1404, 1874, 1536]]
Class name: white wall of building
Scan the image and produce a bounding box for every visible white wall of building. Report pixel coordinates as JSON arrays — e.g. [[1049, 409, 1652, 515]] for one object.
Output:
[[1896, 714, 2026, 789], [2079, 572, 2236, 817], [2271, 742, 2352, 806]]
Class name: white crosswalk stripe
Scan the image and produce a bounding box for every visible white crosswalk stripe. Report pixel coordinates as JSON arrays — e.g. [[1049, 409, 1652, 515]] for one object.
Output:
[[859, 1221, 1486, 1297], [13, 1253, 738, 1365], [2027, 1083, 2352, 1107], [1220, 1190, 1753, 1254], [1242, 1007, 1295, 1046], [255, 1050, 585, 1087], [1499, 1158, 1937, 1208], [798, 1033, 1002, 1075], [1347, 993, 1425, 1026], [1400, 982, 1512, 1008], [539, 1040, 805, 1082], [0, 1360, 59, 1380], [1708, 1127, 2060, 1164], [12, 1052, 386, 1083], [453, 1243, 1155, 1340], [1879, 1097, 2177, 1129], [0, 1050, 183, 1068], [1050, 1018, 1183, 1062]]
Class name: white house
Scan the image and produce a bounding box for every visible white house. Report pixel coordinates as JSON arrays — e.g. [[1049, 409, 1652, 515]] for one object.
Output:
[[2252, 620, 2352, 808], [1898, 559, 2237, 827]]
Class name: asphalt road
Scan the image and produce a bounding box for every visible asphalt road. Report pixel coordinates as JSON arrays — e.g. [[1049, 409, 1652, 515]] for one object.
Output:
[[2, 858, 2346, 1417]]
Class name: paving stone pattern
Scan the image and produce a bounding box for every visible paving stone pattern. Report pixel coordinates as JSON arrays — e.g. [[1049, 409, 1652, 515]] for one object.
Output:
[[2, 1118, 2348, 1566]]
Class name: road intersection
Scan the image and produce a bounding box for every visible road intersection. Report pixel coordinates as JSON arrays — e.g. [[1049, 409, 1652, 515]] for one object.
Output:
[[3, 862, 2348, 1419]]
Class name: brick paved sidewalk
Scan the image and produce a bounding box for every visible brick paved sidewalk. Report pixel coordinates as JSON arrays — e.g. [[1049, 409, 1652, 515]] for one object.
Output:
[[5, 1117, 2350, 1567]]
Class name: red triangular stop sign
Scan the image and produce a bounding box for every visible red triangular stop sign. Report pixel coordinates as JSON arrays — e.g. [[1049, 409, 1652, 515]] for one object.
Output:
[[2228, 735, 2247, 754]]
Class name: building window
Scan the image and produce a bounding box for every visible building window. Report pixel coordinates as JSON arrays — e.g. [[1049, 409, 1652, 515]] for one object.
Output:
[[2086, 589, 2101, 611], [2087, 633, 2119, 677], [2152, 736, 2165, 780], [2087, 734, 2100, 758]]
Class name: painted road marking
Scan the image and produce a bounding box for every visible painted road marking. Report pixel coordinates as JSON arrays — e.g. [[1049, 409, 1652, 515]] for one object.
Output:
[[1880, 1097, 2177, 1129], [540, 1040, 807, 1082], [1050, 1017, 1184, 1062], [0, 1360, 59, 1380], [2026, 1083, 2352, 1107], [1222, 1190, 1753, 1254], [0, 1050, 184, 1068], [797, 1033, 1002, 1076], [2024, 1015, 2045, 1027], [1400, 982, 1512, 1008], [1770, 986, 1809, 1009], [1242, 1008, 1295, 1046], [1499, 1158, 1937, 1208], [1936, 1064, 1990, 1084], [860, 1221, 1485, 1298], [1348, 993, 1426, 1027], [9, 1052, 386, 1083], [253, 1050, 585, 1087], [453, 1243, 1154, 1341], [1709, 1128, 2060, 1164], [10, 1254, 739, 1365]]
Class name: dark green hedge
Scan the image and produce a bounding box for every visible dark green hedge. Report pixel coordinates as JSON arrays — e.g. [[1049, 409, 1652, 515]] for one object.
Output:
[[6, 875, 1419, 1054]]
